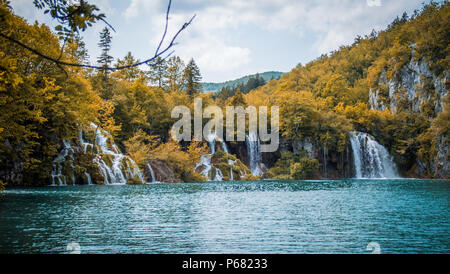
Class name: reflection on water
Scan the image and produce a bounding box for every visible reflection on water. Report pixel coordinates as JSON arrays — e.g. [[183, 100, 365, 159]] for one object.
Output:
[[0, 180, 449, 254]]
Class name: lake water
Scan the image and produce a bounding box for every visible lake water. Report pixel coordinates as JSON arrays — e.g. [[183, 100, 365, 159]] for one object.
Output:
[[0, 179, 448, 254]]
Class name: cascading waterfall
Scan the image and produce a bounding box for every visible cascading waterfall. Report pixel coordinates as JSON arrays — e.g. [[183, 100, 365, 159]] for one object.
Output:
[[52, 124, 145, 185], [194, 132, 216, 180], [147, 163, 156, 183], [51, 140, 75, 186], [246, 131, 266, 177], [84, 172, 93, 185], [92, 125, 145, 184], [195, 155, 213, 179], [221, 141, 235, 181], [195, 132, 233, 181], [221, 141, 229, 154], [206, 132, 217, 154], [350, 131, 400, 179]]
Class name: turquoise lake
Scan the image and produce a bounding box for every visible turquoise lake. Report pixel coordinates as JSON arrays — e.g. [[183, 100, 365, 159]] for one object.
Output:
[[0, 179, 448, 254]]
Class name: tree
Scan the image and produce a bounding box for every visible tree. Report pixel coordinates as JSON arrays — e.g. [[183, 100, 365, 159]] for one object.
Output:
[[97, 27, 113, 99], [148, 56, 168, 89], [182, 58, 202, 101], [114, 52, 145, 82], [165, 56, 185, 91], [0, 4, 103, 185]]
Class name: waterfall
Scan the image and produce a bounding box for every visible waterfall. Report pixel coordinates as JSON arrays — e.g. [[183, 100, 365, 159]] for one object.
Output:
[[51, 124, 145, 185], [147, 163, 156, 182], [194, 132, 221, 181], [78, 129, 93, 153], [51, 141, 75, 186], [214, 168, 223, 181], [246, 131, 266, 177], [350, 131, 400, 179], [92, 125, 145, 185], [194, 132, 241, 181], [205, 132, 217, 154], [195, 155, 213, 179], [221, 141, 229, 154], [84, 172, 93, 185]]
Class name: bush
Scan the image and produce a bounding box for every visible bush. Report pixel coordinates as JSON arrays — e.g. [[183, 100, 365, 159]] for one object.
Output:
[[290, 158, 320, 180], [269, 151, 319, 180]]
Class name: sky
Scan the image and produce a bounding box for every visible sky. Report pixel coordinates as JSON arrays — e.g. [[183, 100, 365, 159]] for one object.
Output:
[[11, 0, 427, 82]]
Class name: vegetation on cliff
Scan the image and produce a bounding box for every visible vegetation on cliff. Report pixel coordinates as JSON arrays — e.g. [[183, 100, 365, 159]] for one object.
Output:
[[245, 1, 449, 178]]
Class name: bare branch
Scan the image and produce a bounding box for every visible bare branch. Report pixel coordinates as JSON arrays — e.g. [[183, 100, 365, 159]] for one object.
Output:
[[155, 0, 171, 56], [0, 1, 194, 72]]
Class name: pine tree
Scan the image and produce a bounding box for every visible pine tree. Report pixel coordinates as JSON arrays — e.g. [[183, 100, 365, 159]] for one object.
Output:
[[115, 52, 144, 82], [165, 56, 185, 92], [97, 27, 113, 99], [148, 56, 168, 89], [182, 58, 202, 102]]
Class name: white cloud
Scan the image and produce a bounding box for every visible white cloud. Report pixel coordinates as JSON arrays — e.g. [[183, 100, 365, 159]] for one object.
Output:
[[181, 38, 251, 73], [119, 0, 423, 80], [367, 0, 382, 7], [10, 0, 424, 81], [123, 0, 165, 19]]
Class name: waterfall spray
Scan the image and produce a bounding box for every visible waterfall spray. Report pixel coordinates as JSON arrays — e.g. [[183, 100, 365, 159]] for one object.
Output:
[[350, 131, 400, 179], [246, 131, 266, 177]]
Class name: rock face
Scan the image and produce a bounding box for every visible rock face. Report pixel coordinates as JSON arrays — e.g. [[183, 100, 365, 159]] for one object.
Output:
[[267, 136, 354, 179], [434, 135, 449, 179], [145, 159, 179, 183], [369, 52, 449, 178], [369, 54, 448, 115]]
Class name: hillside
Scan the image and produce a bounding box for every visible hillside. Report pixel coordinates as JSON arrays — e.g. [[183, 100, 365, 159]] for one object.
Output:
[[245, 2, 449, 179], [202, 71, 284, 93], [0, 1, 448, 187]]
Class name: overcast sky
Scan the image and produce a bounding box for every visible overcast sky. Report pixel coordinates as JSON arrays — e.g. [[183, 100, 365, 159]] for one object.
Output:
[[11, 0, 427, 82]]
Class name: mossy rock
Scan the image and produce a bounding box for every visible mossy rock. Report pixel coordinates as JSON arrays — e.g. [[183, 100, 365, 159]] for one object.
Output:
[[101, 153, 114, 167], [241, 174, 261, 181], [126, 177, 143, 185], [209, 168, 216, 180], [273, 174, 293, 180], [183, 172, 207, 182]]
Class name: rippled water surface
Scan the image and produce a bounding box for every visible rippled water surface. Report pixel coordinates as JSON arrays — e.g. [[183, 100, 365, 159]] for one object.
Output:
[[0, 180, 448, 254]]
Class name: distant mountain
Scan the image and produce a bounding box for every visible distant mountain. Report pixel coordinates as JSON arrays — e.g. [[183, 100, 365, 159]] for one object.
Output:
[[202, 71, 285, 93]]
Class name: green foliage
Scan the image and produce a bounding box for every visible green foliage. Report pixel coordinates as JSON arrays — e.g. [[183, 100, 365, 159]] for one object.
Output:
[[33, 0, 108, 40], [183, 58, 202, 101], [215, 74, 267, 103], [211, 150, 250, 181], [97, 27, 113, 99], [290, 158, 320, 180], [148, 57, 168, 89], [269, 151, 319, 180]]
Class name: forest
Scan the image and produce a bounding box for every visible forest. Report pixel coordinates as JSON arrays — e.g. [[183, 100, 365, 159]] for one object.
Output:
[[0, 1, 448, 188]]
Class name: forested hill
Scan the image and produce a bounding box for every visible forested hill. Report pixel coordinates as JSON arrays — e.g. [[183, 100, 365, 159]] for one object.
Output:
[[245, 2, 449, 179], [0, 1, 448, 188], [202, 71, 284, 92]]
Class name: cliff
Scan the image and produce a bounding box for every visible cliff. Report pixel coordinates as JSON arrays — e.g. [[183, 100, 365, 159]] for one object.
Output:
[[369, 51, 449, 178]]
